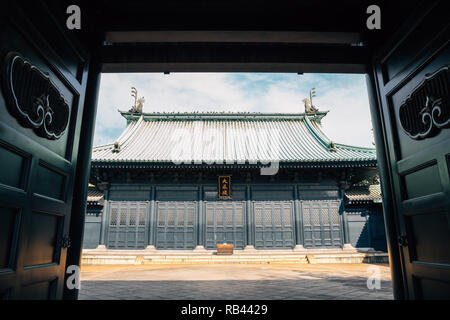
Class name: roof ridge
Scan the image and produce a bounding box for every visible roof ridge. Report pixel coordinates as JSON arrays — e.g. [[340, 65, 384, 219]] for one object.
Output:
[[334, 142, 376, 152], [92, 143, 114, 150], [303, 116, 331, 150], [120, 110, 327, 115], [117, 115, 144, 145], [118, 110, 330, 121]]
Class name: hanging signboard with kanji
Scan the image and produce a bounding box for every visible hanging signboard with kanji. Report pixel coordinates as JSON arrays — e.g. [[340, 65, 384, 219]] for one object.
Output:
[[218, 175, 232, 200]]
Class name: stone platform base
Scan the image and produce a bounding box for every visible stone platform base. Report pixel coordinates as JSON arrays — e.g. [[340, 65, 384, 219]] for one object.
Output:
[[81, 248, 388, 265]]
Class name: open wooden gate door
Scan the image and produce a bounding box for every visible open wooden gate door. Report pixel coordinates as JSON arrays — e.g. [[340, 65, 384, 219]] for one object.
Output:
[[0, 2, 95, 299], [371, 0, 450, 299]]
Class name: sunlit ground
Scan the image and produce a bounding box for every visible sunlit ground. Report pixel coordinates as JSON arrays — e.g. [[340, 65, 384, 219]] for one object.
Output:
[[79, 263, 393, 300]]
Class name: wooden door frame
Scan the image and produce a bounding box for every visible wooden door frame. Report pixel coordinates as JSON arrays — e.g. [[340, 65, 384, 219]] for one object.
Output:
[[365, 71, 405, 299], [60, 0, 446, 300], [64, 46, 406, 300], [63, 52, 101, 300]]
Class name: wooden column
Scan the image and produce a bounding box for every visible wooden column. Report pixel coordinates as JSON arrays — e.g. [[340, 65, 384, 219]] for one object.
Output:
[[340, 187, 353, 249], [244, 184, 255, 250], [146, 186, 156, 249], [198, 185, 203, 246], [98, 189, 109, 247], [293, 185, 306, 251], [194, 184, 206, 251]]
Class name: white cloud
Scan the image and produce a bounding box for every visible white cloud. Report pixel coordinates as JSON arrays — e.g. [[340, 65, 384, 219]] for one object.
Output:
[[93, 73, 374, 148]]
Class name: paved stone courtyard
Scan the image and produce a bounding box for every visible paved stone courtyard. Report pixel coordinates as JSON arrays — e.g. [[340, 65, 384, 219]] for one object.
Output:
[[79, 263, 393, 300]]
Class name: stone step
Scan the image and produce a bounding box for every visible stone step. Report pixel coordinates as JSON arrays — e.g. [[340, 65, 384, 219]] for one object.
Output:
[[81, 251, 388, 265]]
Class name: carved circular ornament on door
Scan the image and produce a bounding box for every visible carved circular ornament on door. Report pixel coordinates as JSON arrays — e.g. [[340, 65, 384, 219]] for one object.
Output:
[[1, 52, 70, 140], [399, 65, 449, 140]]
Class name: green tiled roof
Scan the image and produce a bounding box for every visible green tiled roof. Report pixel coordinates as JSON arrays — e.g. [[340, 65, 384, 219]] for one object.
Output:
[[92, 111, 377, 168], [345, 184, 382, 203], [87, 187, 104, 205]]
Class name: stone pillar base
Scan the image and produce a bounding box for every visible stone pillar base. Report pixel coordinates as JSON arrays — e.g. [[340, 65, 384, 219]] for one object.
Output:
[[193, 245, 207, 251], [293, 245, 307, 252], [95, 245, 107, 250], [243, 245, 257, 251], [342, 243, 357, 251], [145, 245, 156, 251]]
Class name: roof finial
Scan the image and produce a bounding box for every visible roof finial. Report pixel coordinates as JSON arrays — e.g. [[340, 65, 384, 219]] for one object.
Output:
[[112, 141, 120, 153], [303, 88, 319, 113], [129, 87, 145, 113], [328, 141, 337, 152], [310, 88, 316, 108]]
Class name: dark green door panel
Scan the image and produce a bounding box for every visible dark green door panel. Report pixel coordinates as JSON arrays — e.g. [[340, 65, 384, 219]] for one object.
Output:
[[372, 0, 450, 299], [0, 2, 89, 299]]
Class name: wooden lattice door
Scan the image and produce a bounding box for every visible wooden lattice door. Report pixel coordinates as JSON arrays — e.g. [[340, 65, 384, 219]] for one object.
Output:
[[253, 201, 295, 249]]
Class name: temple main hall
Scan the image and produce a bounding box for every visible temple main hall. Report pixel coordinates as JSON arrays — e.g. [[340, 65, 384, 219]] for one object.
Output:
[[85, 100, 386, 252]]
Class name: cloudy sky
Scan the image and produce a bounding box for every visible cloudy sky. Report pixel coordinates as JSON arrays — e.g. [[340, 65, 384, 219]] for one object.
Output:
[[93, 73, 375, 148]]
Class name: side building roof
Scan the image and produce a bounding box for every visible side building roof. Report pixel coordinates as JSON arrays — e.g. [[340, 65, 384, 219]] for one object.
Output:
[[87, 187, 104, 206], [345, 184, 382, 204], [91, 111, 377, 169]]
